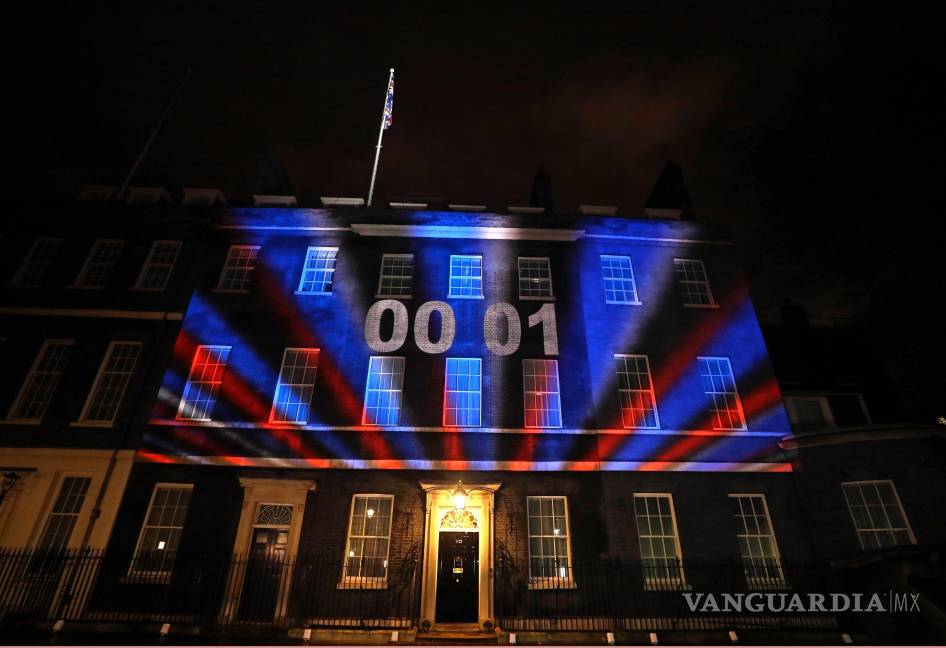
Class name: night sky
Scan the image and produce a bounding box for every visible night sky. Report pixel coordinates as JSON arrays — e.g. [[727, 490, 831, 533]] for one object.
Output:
[[8, 2, 942, 417]]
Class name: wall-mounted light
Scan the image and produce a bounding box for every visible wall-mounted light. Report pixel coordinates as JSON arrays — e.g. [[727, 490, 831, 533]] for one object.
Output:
[[367, 507, 375, 518], [452, 481, 468, 511]]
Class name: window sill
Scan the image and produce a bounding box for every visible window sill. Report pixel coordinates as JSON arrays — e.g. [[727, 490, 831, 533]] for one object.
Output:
[[682, 303, 719, 309], [643, 580, 691, 592], [447, 295, 485, 300], [528, 579, 577, 590], [519, 296, 556, 302], [374, 294, 412, 300], [337, 579, 387, 590], [129, 286, 167, 293], [0, 419, 41, 426], [66, 285, 105, 291], [213, 288, 251, 294], [606, 301, 643, 306], [295, 290, 334, 296], [69, 421, 115, 428]]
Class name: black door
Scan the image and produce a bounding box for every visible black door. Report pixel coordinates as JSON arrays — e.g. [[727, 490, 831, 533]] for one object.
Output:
[[435, 531, 479, 622], [238, 527, 288, 621]]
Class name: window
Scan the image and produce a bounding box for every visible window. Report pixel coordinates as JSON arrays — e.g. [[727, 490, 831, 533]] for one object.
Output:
[[216, 245, 259, 292], [362, 356, 405, 426], [12, 238, 62, 287], [443, 358, 482, 427], [634, 494, 685, 589], [729, 494, 784, 588], [601, 255, 640, 304], [376, 254, 414, 298], [176, 345, 232, 421], [518, 257, 554, 299], [342, 495, 393, 586], [527, 496, 573, 586], [270, 348, 320, 424], [135, 240, 182, 291], [35, 477, 92, 552], [74, 239, 124, 289], [615, 354, 660, 429], [698, 357, 746, 431], [842, 480, 916, 550], [448, 255, 483, 298], [7, 339, 74, 423], [129, 484, 193, 578], [79, 341, 142, 425], [523, 359, 562, 428], [674, 258, 715, 307], [784, 396, 836, 433], [297, 246, 339, 294]]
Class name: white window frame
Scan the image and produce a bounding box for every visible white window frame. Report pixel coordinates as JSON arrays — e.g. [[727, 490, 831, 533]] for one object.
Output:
[[674, 258, 717, 308], [698, 356, 747, 431], [522, 359, 563, 429], [447, 254, 484, 299], [842, 480, 916, 550], [340, 494, 394, 589], [517, 256, 555, 301], [526, 496, 575, 589], [361, 356, 406, 426], [215, 244, 260, 293], [11, 237, 62, 287], [614, 354, 660, 429], [296, 246, 339, 295], [600, 254, 641, 305], [633, 493, 686, 590], [34, 474, 93, 552], [73, 238, 125, 289], [269, 347, 321, 424], [784, 395, 837, 432], [133, 240, 182, 291], [7, 339, 75, 423], [375, 253, 414, 299], [128, 483, 194, 580], [443, 357, 482, 428], [176, 344, 232, 421], [77, 341, 142, 426], [728, 494, 785, 589]]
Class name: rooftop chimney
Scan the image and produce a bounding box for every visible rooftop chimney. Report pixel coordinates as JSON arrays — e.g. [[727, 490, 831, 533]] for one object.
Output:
[[644, 160, 691, 220], [529, 165, 554, 213], [253, 194, 298, 207], [183, 188, 227, 206], [319, 197, 364, 208], [125, 186, 172, 205]]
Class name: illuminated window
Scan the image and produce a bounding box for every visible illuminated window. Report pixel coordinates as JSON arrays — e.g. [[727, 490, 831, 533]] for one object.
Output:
[[634, 493, 685, 589], [79, 341, 141, 425], [842, 480, 915, 550], [523, 359, 562, 428], [444, 357, 482, 427], [7, 339, 74, 423], [518, 257, 554, 299], [129, 484, 193, 578], [615, 354, 659, 429], [342, 494, 393, 586], [362, 356, 405, 426], [297, 246, 338, 294], [270, 348, 320, 424], [216, 245, 259, 292], [135, 240, 182, 291], [12, 238, 62, 287], [376, 253, 414, 298], [448, 254, 483, 298], [36, 476, 92, 551], [177, 345, 232, 421], [601, 255, 640, 304], [729, 494, 784, 588], [527, 496, 573, 585], [698, 357, 746, 430], [75, 239, 124, 289], [784, 395, 836, 433], [674, 258, 715, 307]]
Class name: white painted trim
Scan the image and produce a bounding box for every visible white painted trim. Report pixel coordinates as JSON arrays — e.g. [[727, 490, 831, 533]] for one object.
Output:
[[448, 204, 486, 212], [376, 253, 414, 299], [340, 494, 395, 587], [0, 307, 183, 320], [217, 244, 260, 292], [517, 256, 555, 301], [632, 493, 686, 589], [11, 238, 63, 287], [127, 483, 194, 579], [133, 240, 182, 291], [6, 339, 75, 423], [352, 224, 585, 241], [253, 194, 298, 207], [389, 202, 428, 209], [525, 495, 574, 588], [214, 225, 350, 232], [78, 341, 142, 425], [74, 238, 125, 289], [320, 196, 364, 207], [586, 233, 734, 246], [508, 206, 545, 214]]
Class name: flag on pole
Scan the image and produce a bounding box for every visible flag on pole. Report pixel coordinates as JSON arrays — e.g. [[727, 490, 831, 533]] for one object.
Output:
[[383, 72, 394, 129]]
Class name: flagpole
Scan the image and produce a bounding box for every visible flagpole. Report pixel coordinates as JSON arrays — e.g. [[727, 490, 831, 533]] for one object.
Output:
[[367, 68, 394, 207], [117, 67, 192, 202]]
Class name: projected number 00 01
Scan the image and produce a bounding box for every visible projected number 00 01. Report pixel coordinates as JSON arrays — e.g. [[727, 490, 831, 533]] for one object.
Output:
[[364, 300, 559, 356]]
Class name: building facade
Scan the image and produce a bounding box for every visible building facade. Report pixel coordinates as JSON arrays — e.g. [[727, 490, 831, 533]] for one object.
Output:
[[1, 200, 942, 642]]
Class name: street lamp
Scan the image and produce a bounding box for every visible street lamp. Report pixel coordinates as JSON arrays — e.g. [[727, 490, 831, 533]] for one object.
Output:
[[452, 481, 467, 511]]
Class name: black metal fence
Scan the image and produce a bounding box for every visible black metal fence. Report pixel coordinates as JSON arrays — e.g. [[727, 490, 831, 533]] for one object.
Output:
[[495, 557, 842, 632], [0, 547, 419, 629]]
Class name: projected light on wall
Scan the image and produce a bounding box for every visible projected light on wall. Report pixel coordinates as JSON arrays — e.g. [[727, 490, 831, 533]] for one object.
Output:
[[142, 211, 792, 472]]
